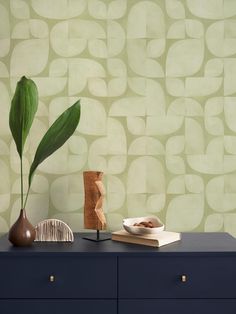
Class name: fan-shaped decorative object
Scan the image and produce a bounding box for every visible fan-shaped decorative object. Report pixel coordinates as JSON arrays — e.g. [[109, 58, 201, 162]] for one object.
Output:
[[35, 219, 74, 242]]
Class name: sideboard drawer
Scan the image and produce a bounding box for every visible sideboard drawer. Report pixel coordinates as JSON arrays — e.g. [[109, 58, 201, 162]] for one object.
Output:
[[0, 256, 116, 298], [119, 300, 236, 314], [119, 256, 236, 298], [0, 300, 116, 314]]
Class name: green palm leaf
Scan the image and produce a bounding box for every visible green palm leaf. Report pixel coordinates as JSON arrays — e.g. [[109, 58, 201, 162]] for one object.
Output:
[[28, 100, 81, 187], [9, 76, 38, 158]]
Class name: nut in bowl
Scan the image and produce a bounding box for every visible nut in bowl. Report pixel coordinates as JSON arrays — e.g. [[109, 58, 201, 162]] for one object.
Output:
[[123, 216, 164, 235]]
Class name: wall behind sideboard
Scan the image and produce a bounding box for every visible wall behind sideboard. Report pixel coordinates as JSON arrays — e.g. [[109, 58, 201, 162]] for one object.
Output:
[[1, 0, 236, 235]]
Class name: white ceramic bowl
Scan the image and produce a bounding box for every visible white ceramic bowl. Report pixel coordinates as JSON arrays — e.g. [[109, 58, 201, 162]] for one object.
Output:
[[123, 216, 164, 235]]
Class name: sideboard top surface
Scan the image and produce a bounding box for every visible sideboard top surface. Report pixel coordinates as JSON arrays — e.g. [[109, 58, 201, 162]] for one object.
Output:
[[0, 232, 236, 256]]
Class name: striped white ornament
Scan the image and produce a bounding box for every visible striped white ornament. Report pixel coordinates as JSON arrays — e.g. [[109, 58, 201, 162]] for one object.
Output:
[[35, 219, 74, 242]]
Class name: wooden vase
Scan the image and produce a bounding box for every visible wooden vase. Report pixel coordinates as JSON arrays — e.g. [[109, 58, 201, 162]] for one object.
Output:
[[83, 171, 106, 230], [8, 209, 36, 246]]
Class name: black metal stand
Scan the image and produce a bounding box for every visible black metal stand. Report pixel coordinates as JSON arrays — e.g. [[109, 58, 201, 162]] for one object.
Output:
[[83, 230, 111, 242]]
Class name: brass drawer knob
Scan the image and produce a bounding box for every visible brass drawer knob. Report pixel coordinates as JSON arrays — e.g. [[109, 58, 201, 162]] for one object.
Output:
[[49, 275, 55, 282], [181, 275, 187, 282]]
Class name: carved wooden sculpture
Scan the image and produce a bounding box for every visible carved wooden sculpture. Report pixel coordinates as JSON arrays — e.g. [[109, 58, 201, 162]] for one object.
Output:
[[84, 171, 106, 230], [35, 219, 74, 242], [83, 171, 110, 241]]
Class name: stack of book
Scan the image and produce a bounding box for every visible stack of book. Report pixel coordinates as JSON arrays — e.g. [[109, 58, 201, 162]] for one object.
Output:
[[112, 230, 181, 247]]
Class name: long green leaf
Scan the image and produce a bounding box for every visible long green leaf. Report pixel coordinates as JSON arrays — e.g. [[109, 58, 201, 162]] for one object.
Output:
[[9, 76, 38, 158], [29, 100, 81, 187]]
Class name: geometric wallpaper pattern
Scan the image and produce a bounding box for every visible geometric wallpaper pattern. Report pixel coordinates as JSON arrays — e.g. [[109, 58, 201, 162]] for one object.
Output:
[[1, 0, 236, 236]]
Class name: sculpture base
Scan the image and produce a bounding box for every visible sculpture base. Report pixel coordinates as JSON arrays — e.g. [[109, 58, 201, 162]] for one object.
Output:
[[83, 230, 111, 242]]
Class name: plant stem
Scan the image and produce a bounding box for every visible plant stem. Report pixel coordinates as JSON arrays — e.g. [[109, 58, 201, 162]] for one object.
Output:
[[20, 157, 23, 209], [23, 186, 30, 210]]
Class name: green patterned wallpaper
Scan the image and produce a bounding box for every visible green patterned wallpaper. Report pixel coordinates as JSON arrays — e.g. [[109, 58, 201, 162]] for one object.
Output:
[[1, 0, 236, 236]]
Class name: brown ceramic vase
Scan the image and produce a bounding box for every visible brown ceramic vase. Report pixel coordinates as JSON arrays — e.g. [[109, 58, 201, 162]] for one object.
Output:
[[8, 209, 36, 246]]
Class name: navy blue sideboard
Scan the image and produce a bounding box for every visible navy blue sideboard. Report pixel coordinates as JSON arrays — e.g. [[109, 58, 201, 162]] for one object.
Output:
[[0, 232, 236, 314]]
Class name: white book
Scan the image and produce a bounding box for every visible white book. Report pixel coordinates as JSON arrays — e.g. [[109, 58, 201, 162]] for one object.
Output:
[[112, 230, 181, 247]]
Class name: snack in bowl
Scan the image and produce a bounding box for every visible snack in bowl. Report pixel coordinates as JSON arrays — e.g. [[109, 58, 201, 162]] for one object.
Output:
[[133, 221, 154, 228], [123, 216, 164, 235]]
